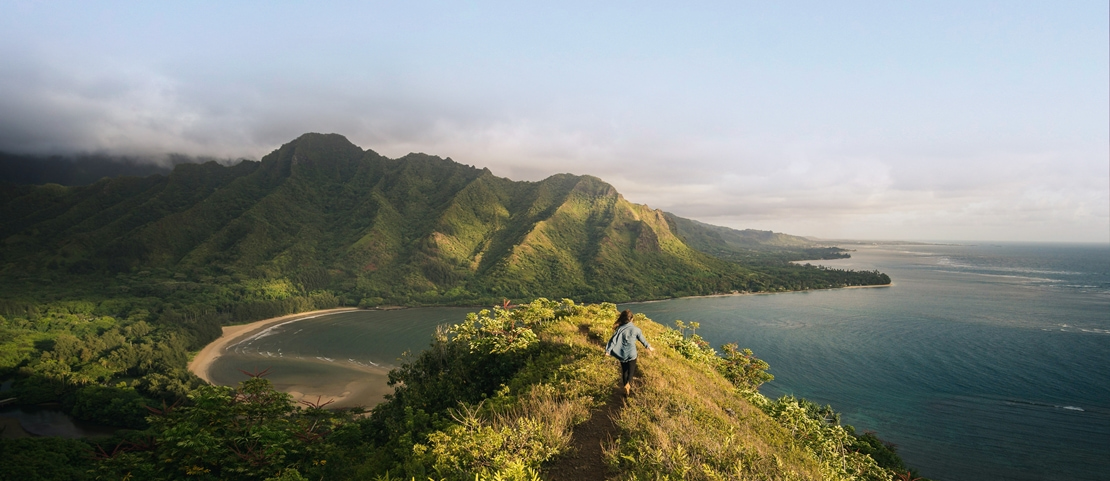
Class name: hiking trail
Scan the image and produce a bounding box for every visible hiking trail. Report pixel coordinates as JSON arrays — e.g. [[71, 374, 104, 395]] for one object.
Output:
[[544, 325, 629, 481], [544, 388, 624, 480]]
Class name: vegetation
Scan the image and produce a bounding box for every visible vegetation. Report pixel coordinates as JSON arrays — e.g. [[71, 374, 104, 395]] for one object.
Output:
[[0, 436, 97, 481], [0, 300, 926, 480], [0, 288, 340, 424]]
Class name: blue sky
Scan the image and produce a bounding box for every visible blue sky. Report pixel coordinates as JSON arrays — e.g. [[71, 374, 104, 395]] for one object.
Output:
[[1, 1, 1107, 242]]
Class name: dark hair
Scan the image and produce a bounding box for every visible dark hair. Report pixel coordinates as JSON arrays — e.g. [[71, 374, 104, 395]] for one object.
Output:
[[614, 309, 633, 329]]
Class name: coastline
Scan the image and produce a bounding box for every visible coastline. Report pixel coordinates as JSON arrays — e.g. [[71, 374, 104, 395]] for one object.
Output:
[[187, 308, 359, 384], [628, 282, 894, 304], [278, 362, 393, 409]]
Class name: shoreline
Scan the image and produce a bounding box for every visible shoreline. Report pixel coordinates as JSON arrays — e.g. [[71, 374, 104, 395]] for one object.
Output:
[[187, 308, 359, 384], [628, 282, 894, 304]]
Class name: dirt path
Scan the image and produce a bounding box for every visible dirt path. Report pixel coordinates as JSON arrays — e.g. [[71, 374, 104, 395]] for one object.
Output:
[[546, 325, 627, 480], [544, 388, 624, 481]]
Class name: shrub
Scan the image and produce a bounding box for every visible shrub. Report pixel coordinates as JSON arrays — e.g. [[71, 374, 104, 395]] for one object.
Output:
[[720, 343, 774, 390]]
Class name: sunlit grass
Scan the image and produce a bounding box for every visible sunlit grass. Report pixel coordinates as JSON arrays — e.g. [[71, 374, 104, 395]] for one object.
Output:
[[427, 300, 831, 480]]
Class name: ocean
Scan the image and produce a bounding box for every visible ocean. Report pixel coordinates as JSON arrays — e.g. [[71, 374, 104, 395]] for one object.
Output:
[[630, 243, 1110, 481], [209, 242, 1110, 480]]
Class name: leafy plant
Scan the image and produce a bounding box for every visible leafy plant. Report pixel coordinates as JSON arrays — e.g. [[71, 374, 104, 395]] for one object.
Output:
[[719, 343, 774, 390], [94, 373, 353, 481]]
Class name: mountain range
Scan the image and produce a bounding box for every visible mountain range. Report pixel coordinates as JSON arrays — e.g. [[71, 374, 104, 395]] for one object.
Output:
[[0, 133, 887, 308]]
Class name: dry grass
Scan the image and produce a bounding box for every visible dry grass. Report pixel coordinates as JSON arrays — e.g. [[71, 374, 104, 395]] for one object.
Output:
[[567, 309, 827, 481], [423, 385, 589, 480], [413, 300, 866, 480]]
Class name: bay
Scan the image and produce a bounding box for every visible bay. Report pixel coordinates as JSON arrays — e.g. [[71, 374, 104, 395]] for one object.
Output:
[[207, 307, 471, 408]]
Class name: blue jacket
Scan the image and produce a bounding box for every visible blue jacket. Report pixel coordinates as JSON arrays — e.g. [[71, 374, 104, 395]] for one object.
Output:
[[605, 322, 651, 362]]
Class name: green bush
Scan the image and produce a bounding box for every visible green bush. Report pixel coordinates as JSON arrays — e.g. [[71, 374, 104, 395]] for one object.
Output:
[[720, 343, 774, 390], [94, 376, 353, 481], [0, 437, 95, 481], [70, 385, 151, 429]]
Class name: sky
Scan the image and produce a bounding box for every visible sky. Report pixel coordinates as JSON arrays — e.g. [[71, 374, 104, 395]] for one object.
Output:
[[1, 1, 1107, 243]]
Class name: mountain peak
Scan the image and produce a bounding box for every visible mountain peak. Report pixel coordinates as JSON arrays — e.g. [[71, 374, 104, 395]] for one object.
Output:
[[264, 132, 365, 181], [289, 132, 358, 148]]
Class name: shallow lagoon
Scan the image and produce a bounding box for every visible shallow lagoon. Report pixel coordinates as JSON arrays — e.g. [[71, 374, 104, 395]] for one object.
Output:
[[207, 307, 471, 407]]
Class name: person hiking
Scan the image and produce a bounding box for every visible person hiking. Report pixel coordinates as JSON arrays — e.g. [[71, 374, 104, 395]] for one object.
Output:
[[605, 309, 654, 396]]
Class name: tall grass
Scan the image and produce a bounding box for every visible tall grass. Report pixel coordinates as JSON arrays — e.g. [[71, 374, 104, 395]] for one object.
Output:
[[361, 299, 898, 480]]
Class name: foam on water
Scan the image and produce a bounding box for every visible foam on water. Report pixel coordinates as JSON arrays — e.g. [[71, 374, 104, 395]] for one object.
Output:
[[230, 312, 348, 349]]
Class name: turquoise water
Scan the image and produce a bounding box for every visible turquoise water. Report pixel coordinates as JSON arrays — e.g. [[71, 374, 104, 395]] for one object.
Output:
[[209, 243, 1109, 480], [630, 243, 1110, 481]]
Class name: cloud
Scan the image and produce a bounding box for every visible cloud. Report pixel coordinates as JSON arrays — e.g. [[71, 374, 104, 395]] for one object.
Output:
[[0, 3, 1105, 243], [0, 55, 246, 162], [0, 54, 1104, 242]]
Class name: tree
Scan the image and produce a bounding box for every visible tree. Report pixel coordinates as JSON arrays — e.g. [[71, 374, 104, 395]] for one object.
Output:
[[719, 343, 773, 389], [96, 373, 346, 480]]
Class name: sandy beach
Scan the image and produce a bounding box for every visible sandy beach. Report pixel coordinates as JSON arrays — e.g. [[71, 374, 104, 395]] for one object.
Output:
[[187, 308, 358, 384], [188, 307, 433, 408], [277, 363, 393, 409]]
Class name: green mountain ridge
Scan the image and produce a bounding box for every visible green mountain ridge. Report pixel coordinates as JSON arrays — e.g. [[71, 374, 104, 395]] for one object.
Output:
[[1, 133, 887, 309]]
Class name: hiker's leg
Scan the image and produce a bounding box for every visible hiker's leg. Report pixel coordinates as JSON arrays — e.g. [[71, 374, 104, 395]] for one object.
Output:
[[621, 359, 637, 395]]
